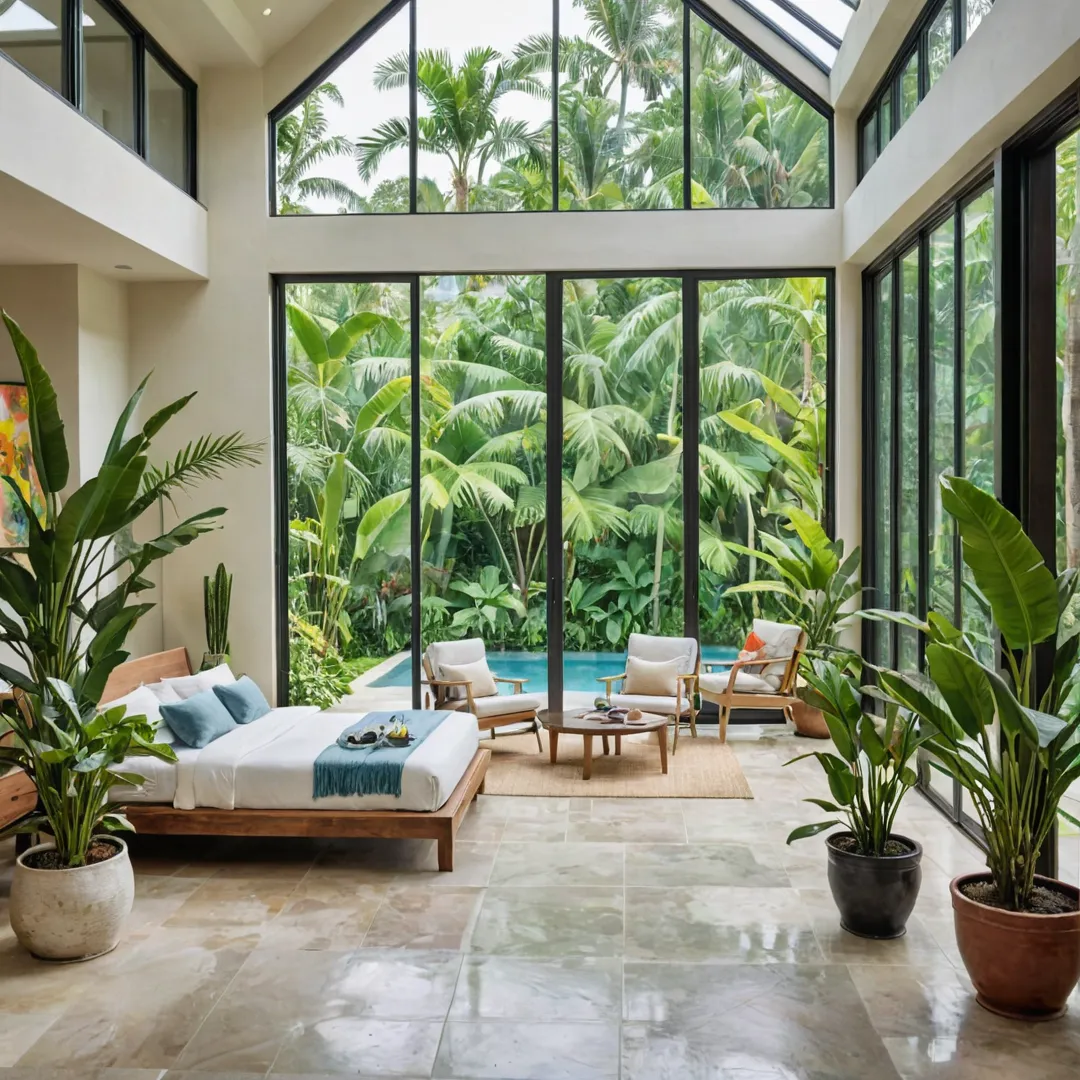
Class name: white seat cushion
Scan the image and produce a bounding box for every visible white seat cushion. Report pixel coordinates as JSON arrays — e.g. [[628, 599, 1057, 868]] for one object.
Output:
[[608, 693, 689, 716], [699, 670, 776, 696], [752, 619, 802, 689], [454, 693, 542, 719]]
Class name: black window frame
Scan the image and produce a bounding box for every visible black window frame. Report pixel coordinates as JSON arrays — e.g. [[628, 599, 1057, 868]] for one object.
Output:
[[861, 168, 996, 842], [272, 266, 837, 709], [267, 0, 835, 218], [0, 0, 197, 197], [857, 0, 994, 181]]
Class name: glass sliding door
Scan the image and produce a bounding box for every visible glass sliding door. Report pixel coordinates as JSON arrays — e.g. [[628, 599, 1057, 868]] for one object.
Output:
[[419, 274, 548, 690], [697, 275, 828, 658], [561, 276, 684, 698], [898, 246, 921, 672], [1057, 129, 1080, 886], [283, 280, 414, 705]]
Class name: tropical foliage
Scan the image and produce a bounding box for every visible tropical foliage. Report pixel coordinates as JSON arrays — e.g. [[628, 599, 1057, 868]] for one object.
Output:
[[786, 660, 928, 856], [274, 0, 830, 214], [876, 476, 1080, 912], [0, 313, 260, 866], [283, 272, 828, 692]]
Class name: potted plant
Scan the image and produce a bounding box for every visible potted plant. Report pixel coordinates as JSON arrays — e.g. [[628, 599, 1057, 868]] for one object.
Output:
[[0, 311, 259, 960], [878, 475, 1080, 1019], [726, 506, 862, 737], [202, 562, 232, 669], [787, 659, 929, 938]]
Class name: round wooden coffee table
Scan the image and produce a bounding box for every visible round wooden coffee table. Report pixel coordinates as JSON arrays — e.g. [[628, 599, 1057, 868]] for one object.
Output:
[[538, 709, 669, 780]]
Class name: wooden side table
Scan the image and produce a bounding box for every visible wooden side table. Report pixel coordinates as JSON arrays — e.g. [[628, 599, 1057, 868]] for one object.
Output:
[[539, 709, 669, 780]]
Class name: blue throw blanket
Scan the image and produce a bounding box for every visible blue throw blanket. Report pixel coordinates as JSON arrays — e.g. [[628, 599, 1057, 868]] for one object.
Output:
[[313, 711, 452, 800]]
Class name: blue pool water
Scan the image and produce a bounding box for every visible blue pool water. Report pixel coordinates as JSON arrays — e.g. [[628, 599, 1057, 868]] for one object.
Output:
[[369, 647, 739, 693]]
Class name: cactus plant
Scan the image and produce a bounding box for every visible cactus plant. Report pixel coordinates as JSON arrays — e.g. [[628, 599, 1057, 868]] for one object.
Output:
[[203, 563, 232, 666]]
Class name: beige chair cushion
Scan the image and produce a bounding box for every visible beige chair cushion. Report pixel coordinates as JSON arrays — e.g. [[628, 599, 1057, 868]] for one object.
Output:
[[467, 694, 542, 719], [440, 657, 498, 699], [752, 619, 802, 689], [427, 639, 487, 700], [623, 655, 683, 696], [700, 669, 776, 696], [627, 632, 698, 669], [609, 693, 690, 716]]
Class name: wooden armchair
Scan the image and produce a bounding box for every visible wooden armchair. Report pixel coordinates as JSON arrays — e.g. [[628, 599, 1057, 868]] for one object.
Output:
[[599, 633, 700, 752], [423, 640, 543, 751], [699, 625, 807, 743]]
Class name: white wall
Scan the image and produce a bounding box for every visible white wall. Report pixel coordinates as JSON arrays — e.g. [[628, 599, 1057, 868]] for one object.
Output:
[[845, 0, 1080, 265]]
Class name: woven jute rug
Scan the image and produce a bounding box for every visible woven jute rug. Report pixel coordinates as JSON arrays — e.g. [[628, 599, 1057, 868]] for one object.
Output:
[[482, 727, 753, 799]]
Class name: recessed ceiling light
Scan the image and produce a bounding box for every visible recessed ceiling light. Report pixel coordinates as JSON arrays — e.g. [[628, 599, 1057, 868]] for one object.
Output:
[[263, 7, 272, 14], [114, 264, 132, 271]]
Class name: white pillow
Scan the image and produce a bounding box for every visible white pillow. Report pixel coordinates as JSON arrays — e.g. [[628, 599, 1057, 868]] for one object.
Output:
[[623, 655, 684, 697], [99, 685, 178, 745], [158, 663, 237, 701], [144, 679, 183, 704], [440, 657, 498, 699]]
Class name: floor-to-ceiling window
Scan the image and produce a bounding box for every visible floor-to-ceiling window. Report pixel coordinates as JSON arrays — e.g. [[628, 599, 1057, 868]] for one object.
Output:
[[863, 179, 996, 825], [271, 0, 834, 216], [278, 270, 832, 709], [1056, 127, 1080, 886]]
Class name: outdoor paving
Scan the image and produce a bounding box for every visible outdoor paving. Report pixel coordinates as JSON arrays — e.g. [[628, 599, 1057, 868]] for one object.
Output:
[[1, 730, 1078, 1079]]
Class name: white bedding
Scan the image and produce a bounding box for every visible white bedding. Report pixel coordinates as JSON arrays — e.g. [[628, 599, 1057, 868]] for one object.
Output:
[[112, 707, 481, 814]]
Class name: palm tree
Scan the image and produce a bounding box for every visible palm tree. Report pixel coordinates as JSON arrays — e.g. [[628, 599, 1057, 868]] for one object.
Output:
[[357, 47, 549, 212], [275, 83, 363, 214]]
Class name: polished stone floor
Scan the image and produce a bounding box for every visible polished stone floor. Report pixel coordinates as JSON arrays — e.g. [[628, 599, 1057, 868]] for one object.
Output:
[[1, 730, 1078, 1079]]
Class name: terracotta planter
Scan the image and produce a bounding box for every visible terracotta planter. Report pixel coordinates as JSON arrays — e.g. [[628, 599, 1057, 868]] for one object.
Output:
[[951, 873, 1080, 1020], [9, 836, 134, 962], [790, 699, 829, 738]]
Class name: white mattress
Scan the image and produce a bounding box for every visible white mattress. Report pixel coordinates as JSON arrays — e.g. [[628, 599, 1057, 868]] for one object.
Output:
[[112, 707, 480, 813]]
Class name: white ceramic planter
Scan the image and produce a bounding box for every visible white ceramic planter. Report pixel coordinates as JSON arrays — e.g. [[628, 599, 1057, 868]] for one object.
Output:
[[9, 836, 134, 962]]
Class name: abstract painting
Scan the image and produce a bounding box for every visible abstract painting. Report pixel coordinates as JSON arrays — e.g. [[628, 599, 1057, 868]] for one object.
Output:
[[0, 383, 45, 547]]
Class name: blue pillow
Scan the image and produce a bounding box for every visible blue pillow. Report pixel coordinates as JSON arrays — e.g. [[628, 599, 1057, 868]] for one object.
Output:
[[213, 676, 271, 725], [160, 689, 237, 748]]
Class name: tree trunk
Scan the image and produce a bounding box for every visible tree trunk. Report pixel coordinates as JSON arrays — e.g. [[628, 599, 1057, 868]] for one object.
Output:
[[452, 169, 469, 213], [1066, 139, 1080, 567]]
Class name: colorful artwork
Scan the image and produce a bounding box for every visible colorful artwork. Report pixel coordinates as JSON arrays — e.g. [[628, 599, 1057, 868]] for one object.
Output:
[[0, 384, 45, 548]]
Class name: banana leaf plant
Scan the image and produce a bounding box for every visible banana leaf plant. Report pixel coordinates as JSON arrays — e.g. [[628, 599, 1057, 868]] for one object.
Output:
[[0, 312, 260, 865], [872, 475, 1080, 911], [723, 505, 862, 660], [786, 660, 932, 854]]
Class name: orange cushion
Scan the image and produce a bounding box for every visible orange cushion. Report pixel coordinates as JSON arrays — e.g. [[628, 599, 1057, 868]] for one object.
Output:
[[742, 631, 765, 654]]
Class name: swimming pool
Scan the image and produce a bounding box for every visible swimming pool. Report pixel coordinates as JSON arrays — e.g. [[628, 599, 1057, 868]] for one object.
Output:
[[369, 647, 739, 693]]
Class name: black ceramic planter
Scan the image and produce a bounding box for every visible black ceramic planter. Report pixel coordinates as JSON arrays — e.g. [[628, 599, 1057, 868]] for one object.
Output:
[[826, 832, 923, 939]]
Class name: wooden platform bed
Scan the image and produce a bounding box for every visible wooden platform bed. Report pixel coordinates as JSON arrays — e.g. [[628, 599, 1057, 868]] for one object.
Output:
[[105, 649, 490, 871]]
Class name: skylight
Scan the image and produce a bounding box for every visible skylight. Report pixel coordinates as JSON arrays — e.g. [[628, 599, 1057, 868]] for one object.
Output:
[[0, 0, 94, 31], [733, 0, 858, 71]]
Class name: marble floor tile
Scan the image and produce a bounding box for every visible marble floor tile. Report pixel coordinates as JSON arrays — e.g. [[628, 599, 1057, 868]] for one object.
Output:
[[0, 1071, 167, 1080], [624, 887, 823, 963], [174, 948, 461, 1074], [270, 1018, 443, 1076], [434, 1021, 620, 1080], [847, 964, 976, 1039], [0, 1014, 66, 1067], [256, 879, 385, 950], [393, 841, 499, 888], [489, 843, 624, 887], [566, 818, 688, 844], [449, 956, 622, 1021], [163, 877, 298, 928], [625, 843, 790, 888], [470, 887, 624, 957], [363, 886, 484, 950], [499, 815, 569, 842]]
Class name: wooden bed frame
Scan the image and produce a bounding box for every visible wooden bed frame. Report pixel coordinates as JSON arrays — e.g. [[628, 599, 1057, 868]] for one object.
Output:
[[107, 648, 490, 871]]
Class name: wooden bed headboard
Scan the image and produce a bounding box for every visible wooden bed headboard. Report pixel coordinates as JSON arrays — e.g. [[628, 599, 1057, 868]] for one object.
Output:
[[100, 648, 193, 703]]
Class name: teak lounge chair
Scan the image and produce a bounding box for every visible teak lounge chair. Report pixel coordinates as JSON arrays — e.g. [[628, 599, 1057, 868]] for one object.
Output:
[[598, 633, 700, 751], [423, 639, 543, 750], [698, 620, 806, 743]]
